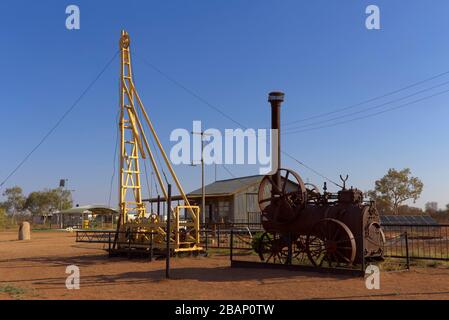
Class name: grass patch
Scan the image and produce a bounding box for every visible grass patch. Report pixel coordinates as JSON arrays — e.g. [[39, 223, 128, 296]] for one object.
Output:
[[0, 284, 27, 299], [380, 257, 449, 270], [206, 248, 231, 256], [205, 248, 257, 257], [409, 259, 449, 269], [31, 228, 66, 232], [379, 259, 408, 271], [425, 260, 442, 268]]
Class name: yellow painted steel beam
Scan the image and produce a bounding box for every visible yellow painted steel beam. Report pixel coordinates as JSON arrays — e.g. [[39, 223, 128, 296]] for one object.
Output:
[[131, 85, 196, 218], [119, 30, 145, 223]]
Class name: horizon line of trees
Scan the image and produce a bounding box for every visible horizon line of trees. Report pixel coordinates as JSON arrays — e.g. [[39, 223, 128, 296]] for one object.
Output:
[[1, 168, 448, 226], [0, 186, 73, 225]]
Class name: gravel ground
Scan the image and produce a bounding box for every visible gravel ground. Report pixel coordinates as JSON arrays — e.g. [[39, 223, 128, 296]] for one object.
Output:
[[1, 230, 449, 300]]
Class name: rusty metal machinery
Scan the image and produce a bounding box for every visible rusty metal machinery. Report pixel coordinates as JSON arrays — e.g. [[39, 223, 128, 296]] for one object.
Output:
[[255, 92, 385, 268]]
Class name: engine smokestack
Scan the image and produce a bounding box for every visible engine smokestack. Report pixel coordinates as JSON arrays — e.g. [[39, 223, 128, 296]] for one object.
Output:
[[268, 91, 284, 186]]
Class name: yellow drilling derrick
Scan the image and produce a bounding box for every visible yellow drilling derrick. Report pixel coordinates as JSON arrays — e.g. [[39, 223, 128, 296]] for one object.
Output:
[[113, 30, 202, 255]]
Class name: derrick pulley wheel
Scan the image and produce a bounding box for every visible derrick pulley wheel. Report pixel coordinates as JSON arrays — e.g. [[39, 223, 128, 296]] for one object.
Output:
[[120, 34, 130, 49]]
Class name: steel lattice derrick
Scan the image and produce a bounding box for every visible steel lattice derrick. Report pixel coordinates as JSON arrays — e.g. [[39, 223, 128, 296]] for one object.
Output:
[[115, 31, 202, 254]]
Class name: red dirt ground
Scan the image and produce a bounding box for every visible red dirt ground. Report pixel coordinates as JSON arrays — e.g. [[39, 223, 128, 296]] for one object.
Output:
[[1, 230, 449, 300]]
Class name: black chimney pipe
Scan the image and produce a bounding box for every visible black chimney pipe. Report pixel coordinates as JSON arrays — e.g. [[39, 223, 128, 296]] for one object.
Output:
[[268, 91, 284, 188]]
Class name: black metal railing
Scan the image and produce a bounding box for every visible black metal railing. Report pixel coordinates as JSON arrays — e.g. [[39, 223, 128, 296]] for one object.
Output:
[[382, 224, 449, 261], [76, 223, 449, 264], [199, 224, 263, 250], [76, 229, 114, 243], [76, 230, 158, 259], [200, 222, 263, 231]]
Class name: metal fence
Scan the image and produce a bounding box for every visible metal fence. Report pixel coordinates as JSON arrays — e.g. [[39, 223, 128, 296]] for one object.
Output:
[[201, 223, 449, 262], [200, 222, 263, 231], [76, 230, 158, 259], [199, 223, 263, 250], [382, 224, 449, 261], [75, 223, 449, 263]]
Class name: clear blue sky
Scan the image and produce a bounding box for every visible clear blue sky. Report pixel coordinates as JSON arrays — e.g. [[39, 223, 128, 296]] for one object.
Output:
[[1, 0, 449, 209]]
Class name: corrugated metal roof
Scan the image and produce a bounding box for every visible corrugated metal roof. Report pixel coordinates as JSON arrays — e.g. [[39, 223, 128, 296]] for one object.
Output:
[[188, 175, 264, 196], [59, 205, 118, 215]]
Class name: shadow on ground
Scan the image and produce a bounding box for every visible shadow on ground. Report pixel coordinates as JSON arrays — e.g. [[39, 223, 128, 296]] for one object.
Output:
[[0, 253, 354, 289]]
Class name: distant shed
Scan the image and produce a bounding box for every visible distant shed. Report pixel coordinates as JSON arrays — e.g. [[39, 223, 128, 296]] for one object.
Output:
[[58, 205, 119, 229], [188, 175, 264, 224], [145, 174, 299, 224]]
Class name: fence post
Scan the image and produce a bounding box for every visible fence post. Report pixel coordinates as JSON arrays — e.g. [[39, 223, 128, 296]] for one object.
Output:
[[166, 184, 172, 279], [107, 232, 110, 253], [361, 222, 366, 274], [217, 224, 220, 248], [287, 233, 292, 265], [205, 228, 208, 251], [128, 232, 131, 259], [230, 229, 234, 262], [149, 232, 153, 262], [405, 231, 410, 270]]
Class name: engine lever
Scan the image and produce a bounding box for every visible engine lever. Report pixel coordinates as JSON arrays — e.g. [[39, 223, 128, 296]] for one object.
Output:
[[339, 174, 349, 190]]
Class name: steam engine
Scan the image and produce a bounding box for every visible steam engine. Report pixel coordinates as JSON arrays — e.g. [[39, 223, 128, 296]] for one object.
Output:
[[256, 92, 384, 267]]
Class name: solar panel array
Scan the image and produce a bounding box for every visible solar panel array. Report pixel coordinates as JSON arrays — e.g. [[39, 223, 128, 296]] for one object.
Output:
[[380, 215, 439, 226]]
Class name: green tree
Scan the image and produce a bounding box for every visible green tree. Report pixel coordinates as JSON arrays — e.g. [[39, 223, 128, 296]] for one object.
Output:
[[0, 207, 6, 229], [1, 186, 26, 217], [368, 168, 423, 215], [366, 190, 392, 214], [24, 188, 73, 223], [425, 202, 438, 213], [0, 206, 15, 229], [398, 205, 424, 215], [52, 188, 73, 211]]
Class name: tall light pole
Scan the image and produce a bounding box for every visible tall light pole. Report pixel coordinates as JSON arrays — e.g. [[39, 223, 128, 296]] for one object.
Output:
[[59, 179, 68, 228], [192, 131, 211, 225], [58, 179, 75, 228], [202, 135, 206, 225]]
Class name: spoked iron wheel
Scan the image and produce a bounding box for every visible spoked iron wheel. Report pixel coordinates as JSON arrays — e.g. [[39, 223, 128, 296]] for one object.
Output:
[[257, 232, 288, 264], [256, 232, 308, 264], [292, 235, 308, 264], [306, 218, 356, 268]]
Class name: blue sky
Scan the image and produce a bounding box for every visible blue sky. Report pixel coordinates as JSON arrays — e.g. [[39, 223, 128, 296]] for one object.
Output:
[[1, 0, 449, 209]]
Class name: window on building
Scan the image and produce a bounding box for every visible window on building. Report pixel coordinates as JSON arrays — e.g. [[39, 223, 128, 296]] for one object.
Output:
[[218, 200, 230, 217]]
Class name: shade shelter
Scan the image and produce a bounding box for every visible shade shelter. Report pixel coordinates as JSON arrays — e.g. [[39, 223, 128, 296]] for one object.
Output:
[[58, 205, 119, 229]]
